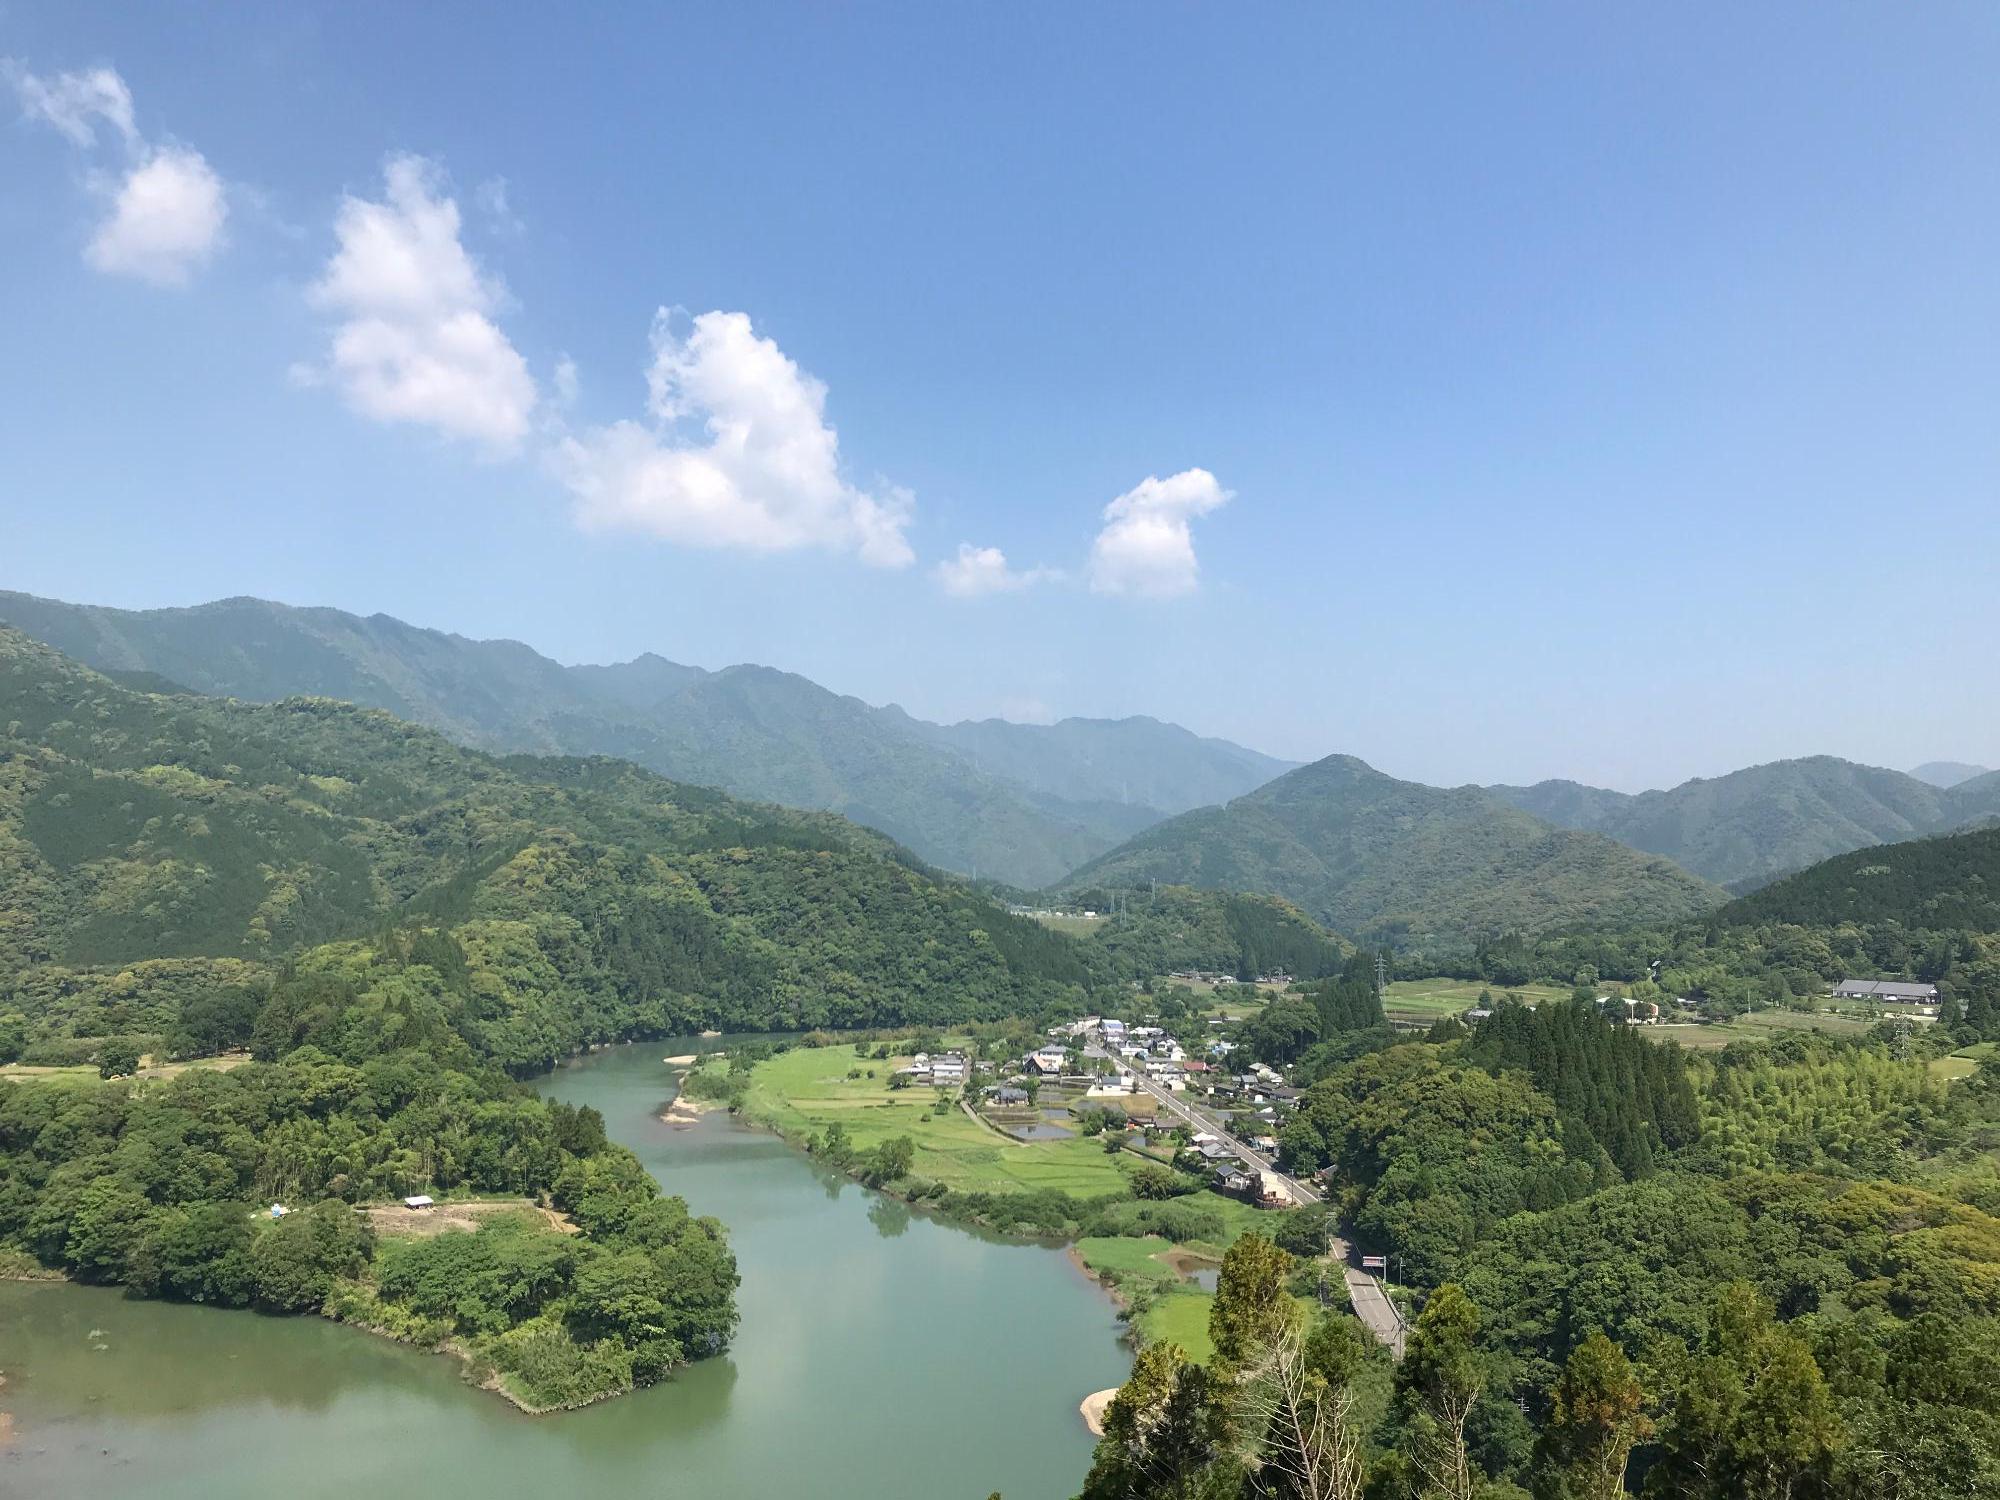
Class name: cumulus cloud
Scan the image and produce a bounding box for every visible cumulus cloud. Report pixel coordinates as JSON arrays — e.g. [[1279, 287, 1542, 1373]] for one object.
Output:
[[1087, 468, 1233, 599], [935, 543, 1056, 598], [86, 144, 226, 285], [551, 309, 914, 567], [7, 60, 227, 285], [306, 154, 537, 453]]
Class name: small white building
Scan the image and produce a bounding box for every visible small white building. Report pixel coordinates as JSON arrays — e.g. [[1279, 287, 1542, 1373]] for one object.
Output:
[[404, 1195, 435, 1209], [1027, 1047, 1069, 1076]]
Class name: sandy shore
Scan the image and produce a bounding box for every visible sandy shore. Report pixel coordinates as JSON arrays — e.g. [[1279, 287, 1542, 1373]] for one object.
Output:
[[662, 1054, 698, 1066], [660, 1094, 721, 1126], [1081, 1388, 1118, 1436]]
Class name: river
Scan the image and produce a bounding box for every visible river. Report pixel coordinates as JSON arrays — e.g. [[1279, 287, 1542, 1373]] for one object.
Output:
[[0, 1042, 1132, 1499]]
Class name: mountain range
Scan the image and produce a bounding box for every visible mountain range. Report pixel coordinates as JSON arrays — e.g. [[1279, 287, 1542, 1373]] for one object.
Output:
[[1487, 757, 2000, 892], [8, 587, 1999, 943], [1064, 753, 1726, 945], [0, 622, 1105, 1048], [0, 590, 1292, 890]]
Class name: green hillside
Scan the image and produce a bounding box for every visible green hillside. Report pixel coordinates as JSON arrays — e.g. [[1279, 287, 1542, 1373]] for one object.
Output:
[[0, 590, 1286, 887], [1069, 884, 1353, 980], [1719, 824, 2000, 931], [1491, 755, 2000, 891], [0, 626, 1111, 1070], [1064, 754, 1723, 947]]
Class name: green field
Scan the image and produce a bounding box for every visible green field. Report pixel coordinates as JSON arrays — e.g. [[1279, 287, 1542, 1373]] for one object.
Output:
[[1646, 1007, 1879, 1050], [1032, 913, 1107, 936], [1139, 1289, 1220, 1360], [739, 1045, 1135, 1197], [1135, 1282, 1318, 1364], [1076, 1192, 1287, 1360], [1933, 1044, 1995, 1082], [1380, 978, 1569, 1023], [0, 1052, 250, 1084]]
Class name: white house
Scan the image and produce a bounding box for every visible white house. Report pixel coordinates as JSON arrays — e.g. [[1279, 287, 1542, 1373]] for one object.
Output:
[[1027, 1047, 1069, 1076]]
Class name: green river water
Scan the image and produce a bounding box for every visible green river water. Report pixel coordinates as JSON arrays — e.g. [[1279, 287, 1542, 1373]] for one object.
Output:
[[0, 1042, 1133, 1499]]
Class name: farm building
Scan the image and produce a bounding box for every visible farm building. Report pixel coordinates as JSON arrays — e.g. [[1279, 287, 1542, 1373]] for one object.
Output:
[[1833, 978, 1941, 1007]]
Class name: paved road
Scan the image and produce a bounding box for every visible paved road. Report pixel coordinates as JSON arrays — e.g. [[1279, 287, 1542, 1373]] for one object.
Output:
[[1107, 1055, 1407, 1357]]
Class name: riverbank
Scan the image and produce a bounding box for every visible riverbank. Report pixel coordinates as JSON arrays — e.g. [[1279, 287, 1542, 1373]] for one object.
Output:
[[726, 1043, 1297, 1359]]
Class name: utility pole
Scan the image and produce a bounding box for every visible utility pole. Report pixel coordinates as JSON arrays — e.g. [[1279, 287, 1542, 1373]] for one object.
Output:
[[1375, 952, 1387, 1007]]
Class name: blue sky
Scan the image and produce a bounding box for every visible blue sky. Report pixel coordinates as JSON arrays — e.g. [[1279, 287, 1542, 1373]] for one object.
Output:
[[3, 4, 1997, 790]]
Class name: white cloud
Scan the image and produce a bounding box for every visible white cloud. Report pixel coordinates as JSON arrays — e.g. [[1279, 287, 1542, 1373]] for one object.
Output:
[[307, 154, 537, 453], [552, 308, 914, 567], [1088, 468, 1233, 599], [7, 61, 227, 285], [86, 145, 226, 285], [935, 542, 1056, 598], [6, 62, 134, 147]]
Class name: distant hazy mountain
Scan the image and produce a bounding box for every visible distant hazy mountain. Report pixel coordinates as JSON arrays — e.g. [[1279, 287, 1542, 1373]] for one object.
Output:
[[909, 713, 1293, 813], [1489, 756, 2000, 892], [1064, 754, 1723, 946], [0, 589, 1289, 888], [1910, 760, 1993, 789]]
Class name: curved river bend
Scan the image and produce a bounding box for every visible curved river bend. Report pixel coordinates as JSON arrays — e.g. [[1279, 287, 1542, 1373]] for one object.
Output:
[[0, 1043, 1131, 1499]]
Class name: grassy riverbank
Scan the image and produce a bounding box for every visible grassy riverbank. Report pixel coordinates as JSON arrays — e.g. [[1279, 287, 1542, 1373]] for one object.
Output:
[[732, 1043, 1303, 1357], [737, 1044, 1137, 1197]]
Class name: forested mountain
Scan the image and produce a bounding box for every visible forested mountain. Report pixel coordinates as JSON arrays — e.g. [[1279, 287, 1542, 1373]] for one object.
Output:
[[1911, 759, 1993, 788], [1490, 754, 2000, 891], [0, 625, 1117, 1066], [1073, 885, 1354, 982], [0, 590, 1288, 888], [1718, 824, 2000, 932], [1062, 754, 1723, 947]]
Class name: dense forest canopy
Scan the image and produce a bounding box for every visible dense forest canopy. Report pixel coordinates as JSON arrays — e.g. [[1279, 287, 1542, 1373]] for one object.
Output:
[[1719, 825, 2000, 932], [0, 625, 1125, 1071], [0, 929, 741, 1410], [1069, 884, 1354, 981]]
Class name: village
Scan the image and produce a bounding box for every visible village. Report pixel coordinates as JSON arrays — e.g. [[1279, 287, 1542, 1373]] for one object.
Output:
[[890, 1003, 1310, 1210]]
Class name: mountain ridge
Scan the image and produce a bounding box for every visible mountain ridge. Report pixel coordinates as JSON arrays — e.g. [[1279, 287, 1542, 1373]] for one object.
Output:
[[1063, 752, 1725, 947], [0, 588, 1292, 888], [1488, 754, 2000, 891]]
